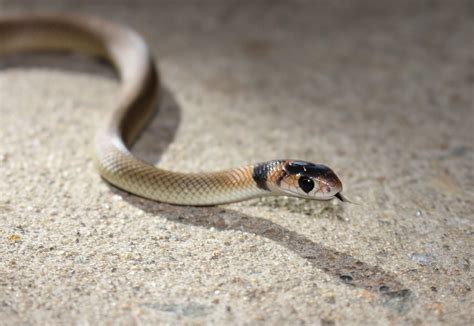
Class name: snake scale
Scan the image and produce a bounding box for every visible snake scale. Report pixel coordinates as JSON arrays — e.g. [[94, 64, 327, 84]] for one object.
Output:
[[0, 14, 346, 206]]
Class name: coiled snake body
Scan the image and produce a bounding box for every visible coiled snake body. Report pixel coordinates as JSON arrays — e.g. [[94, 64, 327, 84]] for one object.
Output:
[[1, 14, 345, 206]]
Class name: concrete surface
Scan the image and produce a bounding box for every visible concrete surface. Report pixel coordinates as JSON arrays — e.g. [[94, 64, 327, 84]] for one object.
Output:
[[1, 1, 473, 325]]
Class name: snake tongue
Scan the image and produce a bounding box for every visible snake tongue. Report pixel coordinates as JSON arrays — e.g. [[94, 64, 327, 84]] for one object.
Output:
[[335, 192, 359, 205], [335, 192, 345, 202]]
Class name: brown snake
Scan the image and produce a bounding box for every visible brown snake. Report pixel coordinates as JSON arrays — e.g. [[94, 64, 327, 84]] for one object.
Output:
[[0, 14, 346, 206]]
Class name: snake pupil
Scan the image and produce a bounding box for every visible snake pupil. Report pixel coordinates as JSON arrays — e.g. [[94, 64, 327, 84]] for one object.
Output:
[[298, 176, 314, 193]]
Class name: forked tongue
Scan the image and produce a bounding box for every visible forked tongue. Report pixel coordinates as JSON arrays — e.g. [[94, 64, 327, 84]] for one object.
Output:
[[335, 192, 359, 205]]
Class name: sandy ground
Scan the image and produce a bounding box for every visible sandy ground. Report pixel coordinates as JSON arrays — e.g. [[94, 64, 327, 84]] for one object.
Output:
[[1, 1, 473, 325]]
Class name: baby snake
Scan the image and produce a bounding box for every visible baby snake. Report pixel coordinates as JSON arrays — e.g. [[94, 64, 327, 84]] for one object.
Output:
[[0, 14, 346, 206]]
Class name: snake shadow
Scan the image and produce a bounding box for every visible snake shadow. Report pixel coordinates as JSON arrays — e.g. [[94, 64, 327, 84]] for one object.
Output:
[[116, 88, 415, 314]]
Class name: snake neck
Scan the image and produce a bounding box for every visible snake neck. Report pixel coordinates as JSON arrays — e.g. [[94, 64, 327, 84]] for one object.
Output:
[[95, 136, 273, 205]]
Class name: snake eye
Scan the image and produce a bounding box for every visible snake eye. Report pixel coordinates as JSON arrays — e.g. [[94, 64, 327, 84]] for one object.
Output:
[[298, 176, 314, 193]]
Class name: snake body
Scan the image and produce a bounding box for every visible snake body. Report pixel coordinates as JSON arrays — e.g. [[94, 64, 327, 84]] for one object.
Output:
[[1, 14, 345, 206]]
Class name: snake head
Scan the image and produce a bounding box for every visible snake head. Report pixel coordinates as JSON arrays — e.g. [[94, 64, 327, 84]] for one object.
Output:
[[272, 160, 343, 201]]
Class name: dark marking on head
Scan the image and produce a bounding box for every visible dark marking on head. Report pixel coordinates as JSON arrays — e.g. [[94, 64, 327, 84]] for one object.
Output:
[[286, 161, 332, 177], [285, 161, 309, 174], [284, 161, 342, 188], [252, 160, 284, 191], [252, 162, 270, 190]]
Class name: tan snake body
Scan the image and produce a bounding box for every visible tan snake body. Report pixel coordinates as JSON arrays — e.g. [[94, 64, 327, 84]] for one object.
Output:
[[0, 14, 345, 206]]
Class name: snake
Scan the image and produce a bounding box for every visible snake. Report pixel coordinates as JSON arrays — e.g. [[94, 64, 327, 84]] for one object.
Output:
[[0, 13, 347, 206]]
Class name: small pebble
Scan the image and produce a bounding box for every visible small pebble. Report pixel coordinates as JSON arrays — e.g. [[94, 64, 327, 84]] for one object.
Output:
[[411, 253, 434, 265], [8, 234, 21, 242]]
